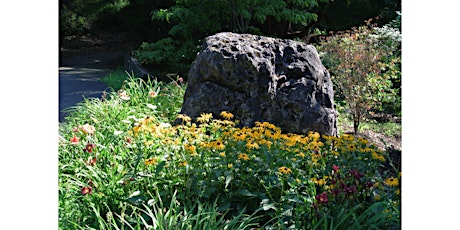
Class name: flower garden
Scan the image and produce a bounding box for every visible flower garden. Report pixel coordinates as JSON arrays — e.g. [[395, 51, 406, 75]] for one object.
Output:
[[58, 77, 401, 229]]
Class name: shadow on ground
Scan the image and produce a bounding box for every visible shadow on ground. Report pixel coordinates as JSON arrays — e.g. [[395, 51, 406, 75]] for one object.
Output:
[[59, 50, 126, 123]]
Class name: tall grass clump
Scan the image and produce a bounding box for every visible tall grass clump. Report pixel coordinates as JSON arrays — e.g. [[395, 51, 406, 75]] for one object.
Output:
[[59, 76, 401, 229]]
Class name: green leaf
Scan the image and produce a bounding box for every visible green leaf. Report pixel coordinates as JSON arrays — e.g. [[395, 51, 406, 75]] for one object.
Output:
[[237, 189, 257, 197], [155, 161, 166, 176], [225, 174, 233, 189], [260, 198, 277, 211]]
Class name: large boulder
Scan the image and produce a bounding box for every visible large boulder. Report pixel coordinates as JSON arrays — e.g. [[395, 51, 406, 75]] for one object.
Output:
[[179, 32, 338, 136]]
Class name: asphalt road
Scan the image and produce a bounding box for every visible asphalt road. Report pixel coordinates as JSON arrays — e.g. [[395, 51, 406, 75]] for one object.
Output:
[[59, 51, 124, 123]]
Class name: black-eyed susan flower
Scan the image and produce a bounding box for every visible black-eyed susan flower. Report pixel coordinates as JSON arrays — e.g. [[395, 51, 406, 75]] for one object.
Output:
[[246, 141, 259, 150], [278, 166, 292, 175], [357, 137, 369, 145], [144, 158, 158, 166], [348, 143, 357, 152], [371, 151, 386, 162], [177, 114, 192, 123], [220, 111, 234, 120], [196, 113, 213, 123], [384, 177, 399, 187], [211, 139, 226, 150], [232, 131, 246, 141], [184, 144, 197, 156], [179, 161, 187, 167], [219, 152, 226, 157], [227, 163, 233, 169], [238, 153, 250, 161]]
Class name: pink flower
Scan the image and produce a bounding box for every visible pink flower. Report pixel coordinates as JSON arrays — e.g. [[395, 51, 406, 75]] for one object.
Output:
[[149, 91, 158, 98], [118, 91, 130, 100], [81, 124, 95, 135], [332, 165, 340, 172]]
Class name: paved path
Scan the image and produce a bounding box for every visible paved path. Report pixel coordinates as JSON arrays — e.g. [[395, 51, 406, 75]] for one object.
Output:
[[59, 51, 125, 123]]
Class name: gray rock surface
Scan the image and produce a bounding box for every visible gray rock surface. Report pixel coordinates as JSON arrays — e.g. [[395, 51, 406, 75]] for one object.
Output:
[[180, 32, 337, 136]]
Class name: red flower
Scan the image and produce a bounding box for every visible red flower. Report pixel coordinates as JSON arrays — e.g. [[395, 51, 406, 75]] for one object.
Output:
[[316, 192, 329, 204], [84, 143, 96, 153], [70, 136, 80, 144], [81, 186, 92, 195], [349, 169, 364, 179], [330, 189, 340, 196], [344, 185, 357, 195], [332, 165, 340, 172], [87, 157, 97, 166]]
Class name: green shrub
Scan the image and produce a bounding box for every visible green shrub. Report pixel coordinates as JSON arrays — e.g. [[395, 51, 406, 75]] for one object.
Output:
[[318, 18, 401, 134]]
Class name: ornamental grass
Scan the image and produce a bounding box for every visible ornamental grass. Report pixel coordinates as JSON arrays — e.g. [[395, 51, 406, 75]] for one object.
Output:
[[59, 76, 400, 229]]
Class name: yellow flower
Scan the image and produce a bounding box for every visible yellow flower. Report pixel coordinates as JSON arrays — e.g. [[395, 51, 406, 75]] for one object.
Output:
[[395, 189, 400, 195], [220, 111, 234, 120], [348, 143, 357, 152], [219, 152, 226, 157], [341, 134, 355, 141], [196, 113, 213, 123], [308, 131, 320, 141], [262, 139, 273, 147], [227, 163, 233, 169], [177, 114, 192, 123], [145, 140, 154, 146], [238, 153, 250, 161], [211, 139, 226, 150], [278, 166, 292, 175], [297, 152, 306, 159], [371, 151, 386, 162], [246, 141, 259, 150], [179, 161, 187, 167], [330, 150, 340, 156], [357, 137, 369, 145], [144, 158, 158, 166], [184, 144, 197, 156], [384, 177, 399, 187], [232, 131, 247, 141], [312, 177, 327, 186]]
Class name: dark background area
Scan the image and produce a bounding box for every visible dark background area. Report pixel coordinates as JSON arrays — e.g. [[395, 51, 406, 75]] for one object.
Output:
[[59, 0, 401, 61]]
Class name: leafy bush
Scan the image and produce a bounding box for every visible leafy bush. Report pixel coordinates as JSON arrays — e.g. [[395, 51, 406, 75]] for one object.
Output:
[[318, 18, 401, 133], [59, 76, 400, 229], [135, 0, 328, 78]]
